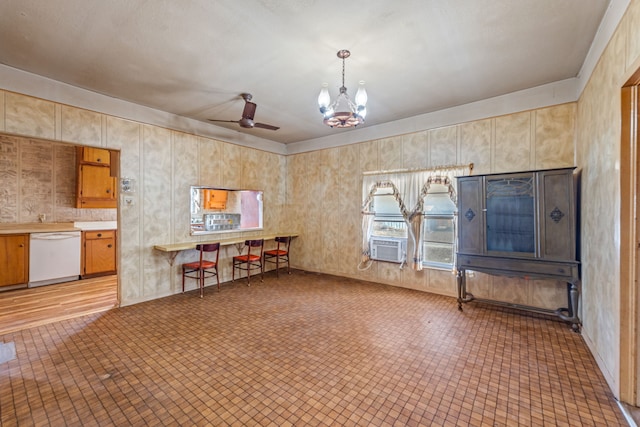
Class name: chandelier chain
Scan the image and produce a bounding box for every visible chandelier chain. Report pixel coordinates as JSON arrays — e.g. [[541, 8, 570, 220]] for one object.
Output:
[[342, 55, 346, 89]]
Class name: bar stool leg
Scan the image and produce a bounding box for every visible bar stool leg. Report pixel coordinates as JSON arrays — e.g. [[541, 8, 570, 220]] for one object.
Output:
[[200, 268, 204, 298]]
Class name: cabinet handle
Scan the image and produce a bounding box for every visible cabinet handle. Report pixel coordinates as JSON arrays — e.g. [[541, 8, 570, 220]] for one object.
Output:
[[106, 189, 111, 194], [107, 244, 112, 248], [97, 233, 102, 237], [19, 244, 24, 247], [97, 158, 102, 162]]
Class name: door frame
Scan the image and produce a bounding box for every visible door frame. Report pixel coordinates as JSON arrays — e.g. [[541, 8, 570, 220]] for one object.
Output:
[[620, 70, 640, 405]]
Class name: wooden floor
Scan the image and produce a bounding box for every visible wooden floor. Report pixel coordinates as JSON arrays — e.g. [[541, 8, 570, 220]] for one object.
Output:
[[0, 275, 118, 336]]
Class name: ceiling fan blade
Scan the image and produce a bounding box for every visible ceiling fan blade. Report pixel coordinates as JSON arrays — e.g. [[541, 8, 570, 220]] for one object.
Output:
[[253, 123, 280, 131], [242, 101, 257, 120], [208, 119, 240, 124], [208, 94, 277, 130]]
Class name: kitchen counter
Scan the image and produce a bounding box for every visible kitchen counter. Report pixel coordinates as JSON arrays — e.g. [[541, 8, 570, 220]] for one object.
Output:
[[74, 221, 118, 231], [0, 221, 117, 234], [0, 223, 78, 234]]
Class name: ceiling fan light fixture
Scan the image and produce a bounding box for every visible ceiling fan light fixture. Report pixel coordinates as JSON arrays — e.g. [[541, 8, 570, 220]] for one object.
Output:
[[318, 50, 367, 128]]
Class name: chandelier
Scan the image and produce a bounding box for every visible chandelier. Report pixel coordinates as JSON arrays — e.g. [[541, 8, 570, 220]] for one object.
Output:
[[317, 49, 367, 128]]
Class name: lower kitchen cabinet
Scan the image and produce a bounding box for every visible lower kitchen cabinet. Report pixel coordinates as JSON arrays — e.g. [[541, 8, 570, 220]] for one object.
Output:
[[0, 234, 29, 288], [82, 230, 117, 278]]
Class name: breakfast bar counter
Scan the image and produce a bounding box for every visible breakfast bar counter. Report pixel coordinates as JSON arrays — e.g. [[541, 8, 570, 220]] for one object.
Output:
[[154, 233, 298, 265]]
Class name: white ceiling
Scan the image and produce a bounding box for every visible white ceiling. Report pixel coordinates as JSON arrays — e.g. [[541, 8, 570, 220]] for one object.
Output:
[[0, 0, 616, 145]]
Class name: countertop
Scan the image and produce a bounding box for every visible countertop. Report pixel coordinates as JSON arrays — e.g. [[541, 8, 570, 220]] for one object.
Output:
[[0, 221, 117, 234], [154, 233, 299, 252], [74, 221, 118, 231]]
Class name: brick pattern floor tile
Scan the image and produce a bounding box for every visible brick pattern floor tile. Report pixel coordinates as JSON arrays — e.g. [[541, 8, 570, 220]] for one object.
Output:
[[0, 271, 628, 426]]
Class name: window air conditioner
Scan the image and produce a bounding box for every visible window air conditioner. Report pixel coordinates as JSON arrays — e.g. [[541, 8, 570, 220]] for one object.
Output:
[[370, 237, 406, 263]]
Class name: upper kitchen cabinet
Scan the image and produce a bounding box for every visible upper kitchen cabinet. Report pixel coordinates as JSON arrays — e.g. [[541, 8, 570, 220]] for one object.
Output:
[[76, 146, 118, 208], [80, 147, 111, 164], [203, 189, 228, 210]]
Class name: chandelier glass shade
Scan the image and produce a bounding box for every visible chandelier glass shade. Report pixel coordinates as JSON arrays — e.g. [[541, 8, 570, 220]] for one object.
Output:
[[318, 50, 367, 128]]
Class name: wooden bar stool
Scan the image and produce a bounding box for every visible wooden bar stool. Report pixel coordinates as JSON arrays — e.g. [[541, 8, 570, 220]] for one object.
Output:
[[232, 239, 264, 285], [263, 236, 291, 277], [181, 243, 220, 297]]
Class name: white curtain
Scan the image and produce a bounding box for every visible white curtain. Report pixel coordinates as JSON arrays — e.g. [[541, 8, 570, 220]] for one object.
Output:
[[360, 165, 471, 271]]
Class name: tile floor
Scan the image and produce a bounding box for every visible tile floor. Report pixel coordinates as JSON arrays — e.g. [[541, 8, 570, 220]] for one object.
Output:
[[0, 271, 628, 426]]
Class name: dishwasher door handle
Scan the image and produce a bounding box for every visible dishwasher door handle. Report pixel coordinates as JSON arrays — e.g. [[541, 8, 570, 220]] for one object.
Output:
[[31, 233, 80, 240]]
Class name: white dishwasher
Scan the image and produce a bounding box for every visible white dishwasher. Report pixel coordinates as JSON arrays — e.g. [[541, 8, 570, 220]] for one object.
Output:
[[29, 231, 82, 287]]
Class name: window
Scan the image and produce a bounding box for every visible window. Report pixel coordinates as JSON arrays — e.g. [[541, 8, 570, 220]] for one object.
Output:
[[361, 165, 469, 271], [369, 184, 456, 269], [371, 188, 407, 238], [422, 184, 456, 269]]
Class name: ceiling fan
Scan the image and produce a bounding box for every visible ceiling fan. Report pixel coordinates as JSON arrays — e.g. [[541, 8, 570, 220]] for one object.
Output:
[[208, 93, 279, 130]]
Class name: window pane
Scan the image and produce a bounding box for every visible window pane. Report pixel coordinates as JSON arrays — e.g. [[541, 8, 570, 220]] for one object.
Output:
[[423, 217, 454, 243], [372, 193, 402, 216], [372, 192, 407, 238], [372, 220, 407, 238], [422, 184, 456, 268], [485, 177, 535, 253], [424, 185, 456, 214], [423, 242, 454, 266]]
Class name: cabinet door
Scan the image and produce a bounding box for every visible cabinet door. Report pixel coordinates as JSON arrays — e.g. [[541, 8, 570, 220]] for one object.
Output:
[[485, 173, 536, 257], [0, 234, 29, 287], [82, 147, 111, 165], [457, 176, 484, 255], [539, 169, 575, 260], [83, 231, 116, 276], [80, 165, 115, 199], [76, 146, 117, 209], [77, 164, 117, 208], [203, 189, 228, 209]]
